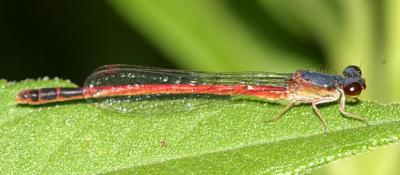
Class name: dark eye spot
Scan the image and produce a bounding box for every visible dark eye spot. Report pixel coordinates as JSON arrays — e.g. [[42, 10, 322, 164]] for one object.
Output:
[[344, 82, 363, 96], [343, 65, 362, 77]]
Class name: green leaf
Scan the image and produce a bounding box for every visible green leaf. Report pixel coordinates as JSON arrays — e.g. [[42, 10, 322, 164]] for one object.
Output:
[[1, 79, 400, 174], [108, 0, 317, 72]]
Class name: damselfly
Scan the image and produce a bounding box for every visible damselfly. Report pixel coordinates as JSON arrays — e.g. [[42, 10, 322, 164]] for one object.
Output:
[[16, 65, 367, 131]]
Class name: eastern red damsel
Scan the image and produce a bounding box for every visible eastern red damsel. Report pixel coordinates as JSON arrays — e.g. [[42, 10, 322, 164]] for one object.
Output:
[[16, 65, 367, 131]]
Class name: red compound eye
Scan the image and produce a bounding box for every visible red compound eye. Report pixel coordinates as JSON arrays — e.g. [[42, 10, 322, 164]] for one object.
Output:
[[344, 82, 363, 96]]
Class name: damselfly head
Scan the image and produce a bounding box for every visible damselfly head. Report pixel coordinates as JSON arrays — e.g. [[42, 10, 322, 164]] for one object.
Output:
[[342, 65, 366, 96]]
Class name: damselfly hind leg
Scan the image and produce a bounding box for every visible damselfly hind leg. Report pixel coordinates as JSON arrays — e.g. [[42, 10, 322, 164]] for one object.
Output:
[[265, 102, 294, 123]]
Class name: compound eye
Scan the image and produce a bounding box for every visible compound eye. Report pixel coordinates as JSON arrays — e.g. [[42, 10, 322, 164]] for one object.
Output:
[[344, 82, 363, 96], [343, 65, 362, 77]]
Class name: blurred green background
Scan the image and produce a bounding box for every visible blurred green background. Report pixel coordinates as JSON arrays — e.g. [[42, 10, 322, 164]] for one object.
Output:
[[1, 0, 399, 174]]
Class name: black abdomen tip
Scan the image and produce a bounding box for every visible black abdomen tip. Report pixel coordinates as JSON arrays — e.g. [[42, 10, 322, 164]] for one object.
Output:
[[16, 89, 39, 104], [16, 87, 84, 105]]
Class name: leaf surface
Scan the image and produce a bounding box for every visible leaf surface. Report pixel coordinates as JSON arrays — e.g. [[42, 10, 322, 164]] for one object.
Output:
[[1, 79, 399, 174]]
